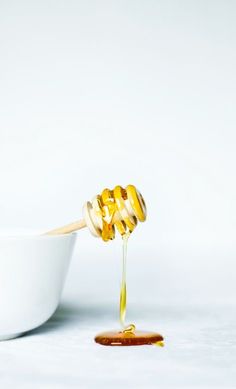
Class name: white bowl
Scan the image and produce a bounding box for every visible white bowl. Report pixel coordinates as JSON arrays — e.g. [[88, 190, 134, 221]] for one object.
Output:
[[0, 233, 76, 341]]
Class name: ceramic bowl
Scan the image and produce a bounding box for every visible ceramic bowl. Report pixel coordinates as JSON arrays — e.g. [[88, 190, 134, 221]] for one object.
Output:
[[0, 233, 76, 341]]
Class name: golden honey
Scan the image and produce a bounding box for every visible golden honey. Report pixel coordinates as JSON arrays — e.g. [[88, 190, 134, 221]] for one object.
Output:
[[119, 233, 129, 329], [88, 185, 146, 241], [94, 185, 164, 347]]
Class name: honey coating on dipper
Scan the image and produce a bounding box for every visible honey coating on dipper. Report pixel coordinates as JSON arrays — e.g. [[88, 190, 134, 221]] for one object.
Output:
[[94, 185, 145, 241]]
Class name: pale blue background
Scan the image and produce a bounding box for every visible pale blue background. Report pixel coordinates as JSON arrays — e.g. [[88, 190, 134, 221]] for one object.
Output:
[[0, 0, 235, 387]]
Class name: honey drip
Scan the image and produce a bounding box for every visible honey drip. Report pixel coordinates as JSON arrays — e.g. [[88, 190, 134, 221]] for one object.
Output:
[[94, 233, 164, 346], [93, 185, 164, 346], [119, 233, 133, 331]]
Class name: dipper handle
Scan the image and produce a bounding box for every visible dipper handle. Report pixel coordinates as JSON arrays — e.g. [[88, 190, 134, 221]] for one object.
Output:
[[46, 219, 86, 235], [45, 184, 147, 241]]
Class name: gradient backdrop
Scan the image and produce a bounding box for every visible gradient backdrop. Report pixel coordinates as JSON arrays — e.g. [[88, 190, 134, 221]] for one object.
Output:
[[0, 0, 235, 326]]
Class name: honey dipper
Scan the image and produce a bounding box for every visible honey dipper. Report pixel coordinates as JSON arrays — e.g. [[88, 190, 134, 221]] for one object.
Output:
[[45, 185, 146, 241]]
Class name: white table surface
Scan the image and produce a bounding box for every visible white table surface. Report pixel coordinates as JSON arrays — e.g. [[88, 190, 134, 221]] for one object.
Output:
[[0, 251, 235, 389]]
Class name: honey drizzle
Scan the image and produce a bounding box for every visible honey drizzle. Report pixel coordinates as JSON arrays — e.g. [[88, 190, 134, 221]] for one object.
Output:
[[94, 231, 164, 346], [94, 185, 164, 346], [119, 233, 136, 334], [154, 341, 165, 347], [119, 235, 127, 328]]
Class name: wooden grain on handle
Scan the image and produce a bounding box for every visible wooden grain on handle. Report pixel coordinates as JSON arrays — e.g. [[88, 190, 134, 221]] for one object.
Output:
[[45, 219, 87, 235]]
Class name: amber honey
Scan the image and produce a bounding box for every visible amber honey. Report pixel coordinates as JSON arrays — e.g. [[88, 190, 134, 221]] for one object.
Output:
[[95, 227, 164, 347]]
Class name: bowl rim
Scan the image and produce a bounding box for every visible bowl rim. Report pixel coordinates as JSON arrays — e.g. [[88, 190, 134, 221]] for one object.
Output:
[[0, 232, 77, 240]]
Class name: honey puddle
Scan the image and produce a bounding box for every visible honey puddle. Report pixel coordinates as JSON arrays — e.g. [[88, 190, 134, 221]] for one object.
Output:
[[94, 234, 164, 346]]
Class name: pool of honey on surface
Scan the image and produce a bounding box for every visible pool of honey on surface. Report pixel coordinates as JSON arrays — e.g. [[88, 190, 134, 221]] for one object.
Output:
[[94, 330, 164, 346], [95, 233, 164, 347]]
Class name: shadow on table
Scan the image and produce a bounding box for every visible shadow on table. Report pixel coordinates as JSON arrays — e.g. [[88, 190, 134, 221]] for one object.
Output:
[[25, 302, 114, 338], [22, 302, 184, 338], [22, 302, 225, 339]]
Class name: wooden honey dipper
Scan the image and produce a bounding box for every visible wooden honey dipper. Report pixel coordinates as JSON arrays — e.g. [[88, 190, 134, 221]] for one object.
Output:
[[46, 185, 147, 241]]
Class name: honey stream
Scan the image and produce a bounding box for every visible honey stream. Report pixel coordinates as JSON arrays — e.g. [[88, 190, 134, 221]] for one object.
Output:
[[94, 185, 164, 346], [94, 233, 164, 346]]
